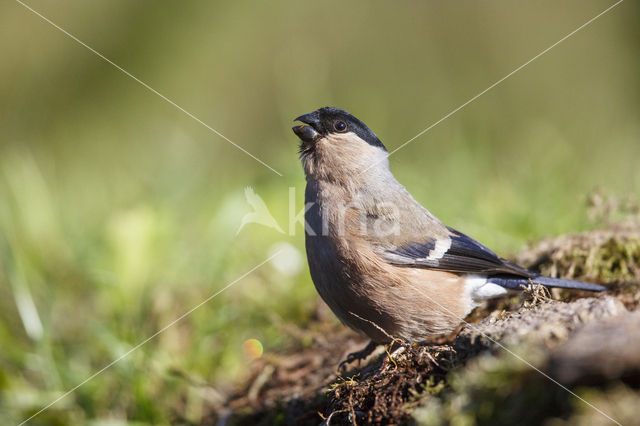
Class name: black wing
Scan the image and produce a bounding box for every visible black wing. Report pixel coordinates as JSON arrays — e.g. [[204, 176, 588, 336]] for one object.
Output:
[[383, 226, 532, 277]]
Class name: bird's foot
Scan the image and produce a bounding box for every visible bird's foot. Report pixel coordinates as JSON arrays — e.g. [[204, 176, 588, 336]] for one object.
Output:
[[339, 340, 379, 371]]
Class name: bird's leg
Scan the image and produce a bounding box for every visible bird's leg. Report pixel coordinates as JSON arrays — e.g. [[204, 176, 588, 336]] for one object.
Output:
[[339, 340, 379, 371]]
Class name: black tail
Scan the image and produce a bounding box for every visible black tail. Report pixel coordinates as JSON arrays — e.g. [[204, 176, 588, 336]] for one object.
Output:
[[490, 275, 606, 292]]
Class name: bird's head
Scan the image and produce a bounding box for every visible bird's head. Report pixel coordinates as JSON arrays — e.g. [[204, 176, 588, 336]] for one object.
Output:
[[292, 107, 388, 180]]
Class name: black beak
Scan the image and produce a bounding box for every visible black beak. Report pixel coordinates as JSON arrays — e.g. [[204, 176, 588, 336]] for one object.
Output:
[[294, 112, 320, 127], [292, 112, 321, 143]]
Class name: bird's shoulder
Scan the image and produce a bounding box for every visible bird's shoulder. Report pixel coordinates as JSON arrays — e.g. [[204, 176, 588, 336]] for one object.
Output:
[[379, 225, 531, 277]]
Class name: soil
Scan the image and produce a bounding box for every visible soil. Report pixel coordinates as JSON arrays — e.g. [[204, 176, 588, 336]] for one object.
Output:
[[204, 220, 640, 425]]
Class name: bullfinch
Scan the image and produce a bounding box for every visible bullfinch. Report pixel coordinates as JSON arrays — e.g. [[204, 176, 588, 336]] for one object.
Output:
[[292, 107, 605, 354]]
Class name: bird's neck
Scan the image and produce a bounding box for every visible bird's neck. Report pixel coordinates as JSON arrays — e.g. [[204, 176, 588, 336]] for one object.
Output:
[[302, 139, 392, 191]]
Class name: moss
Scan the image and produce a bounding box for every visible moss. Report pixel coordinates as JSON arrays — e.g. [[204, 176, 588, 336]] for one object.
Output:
[[518, 222, 640, 288], [219, 222, 640, 425], [548, 384, 640, 426], [413, 349, 572, 426]]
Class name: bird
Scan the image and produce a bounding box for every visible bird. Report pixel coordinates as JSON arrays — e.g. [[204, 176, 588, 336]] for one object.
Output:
[[291, 106, 606, 360]]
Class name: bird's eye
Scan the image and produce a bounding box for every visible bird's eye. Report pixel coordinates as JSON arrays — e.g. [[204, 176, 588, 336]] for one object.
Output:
[[333, 121, 347, 132]]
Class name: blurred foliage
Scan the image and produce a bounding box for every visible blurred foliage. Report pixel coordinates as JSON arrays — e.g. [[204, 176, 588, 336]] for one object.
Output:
[[0, 0, 638, 424]]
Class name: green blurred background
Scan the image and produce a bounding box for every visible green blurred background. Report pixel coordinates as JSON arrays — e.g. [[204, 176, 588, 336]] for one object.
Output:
[[1, 0, 638, 423]]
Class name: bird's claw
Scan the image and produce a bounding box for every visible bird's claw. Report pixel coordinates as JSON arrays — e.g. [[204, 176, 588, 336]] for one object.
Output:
[[339, 340, 379, 371]]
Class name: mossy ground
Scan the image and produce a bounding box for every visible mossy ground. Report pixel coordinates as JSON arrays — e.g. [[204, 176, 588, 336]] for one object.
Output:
[[215, 222, 640, 425]]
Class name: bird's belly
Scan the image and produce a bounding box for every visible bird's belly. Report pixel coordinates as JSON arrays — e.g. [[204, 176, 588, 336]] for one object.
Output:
[[304, 205, 396, 341], [305, 233, 470, 342], [303, 182, 471, 342], [304, 234, 358, 325]]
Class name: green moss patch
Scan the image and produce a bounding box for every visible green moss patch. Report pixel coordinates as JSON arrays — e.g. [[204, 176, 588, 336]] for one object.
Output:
[[217, 223, 640, 425]]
